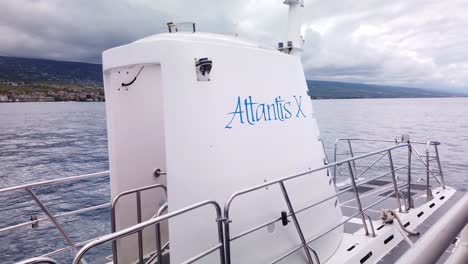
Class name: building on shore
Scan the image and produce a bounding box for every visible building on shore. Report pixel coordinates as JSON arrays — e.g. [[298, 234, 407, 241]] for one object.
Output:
[[18, 95, 55, 102]]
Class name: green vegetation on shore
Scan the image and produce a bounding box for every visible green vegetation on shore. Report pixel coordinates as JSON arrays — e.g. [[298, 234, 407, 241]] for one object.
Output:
[[0, 82, 104, 102]]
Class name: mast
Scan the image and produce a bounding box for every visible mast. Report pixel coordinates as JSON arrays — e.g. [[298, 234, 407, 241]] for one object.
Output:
[[280, 0, 304, 56]]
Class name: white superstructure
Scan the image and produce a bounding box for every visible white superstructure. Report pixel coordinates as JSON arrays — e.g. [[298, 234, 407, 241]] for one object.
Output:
[[103, 31, 342, 263]]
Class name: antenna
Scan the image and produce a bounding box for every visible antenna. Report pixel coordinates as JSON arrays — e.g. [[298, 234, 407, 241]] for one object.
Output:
[[165, 22, 197, 33], [279, 0, 304, 56]]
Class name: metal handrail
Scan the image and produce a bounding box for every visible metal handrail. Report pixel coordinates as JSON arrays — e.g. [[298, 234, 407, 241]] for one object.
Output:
[[334, 138, 435, 145], [0, 170, 110, 263], [223, 143, 410, 264], [425, 141, 446, 188], [73, 200, 226, 264], [39, 237, 105, 259], [227, 164, 408, 244], [355, 152, 388, 178], [0, 171, 109, 193], [16, 257, 58, 264], [332, 138, 445, 203], [110, 184, 167, 264], [111, 184, 168, 209], [271, 183, 407, 264], [330, 138, 447, 210], [0, 202, 110, 234], [410, 143, 444, 188]]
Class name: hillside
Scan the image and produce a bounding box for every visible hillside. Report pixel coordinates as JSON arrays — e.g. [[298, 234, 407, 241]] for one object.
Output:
[[0, 56, 466, 101], [306, 80, 466, 99], [0, 56, 103, 102], [0, 56, 102, 87]]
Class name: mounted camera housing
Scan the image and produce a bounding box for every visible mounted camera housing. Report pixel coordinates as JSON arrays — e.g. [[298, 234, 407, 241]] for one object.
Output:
[[195, 57, 212, 81]]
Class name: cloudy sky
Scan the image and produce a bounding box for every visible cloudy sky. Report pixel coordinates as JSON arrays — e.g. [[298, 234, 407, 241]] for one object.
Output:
[[1, 0, 467, 90]]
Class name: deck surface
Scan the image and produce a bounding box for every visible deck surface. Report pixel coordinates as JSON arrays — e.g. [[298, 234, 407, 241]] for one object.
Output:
[[333, 175, 465, 264]]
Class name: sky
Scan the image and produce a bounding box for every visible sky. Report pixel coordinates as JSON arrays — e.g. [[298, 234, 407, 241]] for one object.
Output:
[[1, 0, 467, 90]]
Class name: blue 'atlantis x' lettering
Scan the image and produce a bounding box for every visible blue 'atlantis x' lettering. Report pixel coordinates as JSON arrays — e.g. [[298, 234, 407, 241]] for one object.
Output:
[[225, 95, 306, 129]]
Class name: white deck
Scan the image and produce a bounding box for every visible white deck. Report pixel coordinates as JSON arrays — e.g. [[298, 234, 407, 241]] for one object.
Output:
[[326, 182, 457, 264]]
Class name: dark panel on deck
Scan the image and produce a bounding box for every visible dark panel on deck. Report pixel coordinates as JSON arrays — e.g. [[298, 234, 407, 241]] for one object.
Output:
[[367, 180, 392, 186]]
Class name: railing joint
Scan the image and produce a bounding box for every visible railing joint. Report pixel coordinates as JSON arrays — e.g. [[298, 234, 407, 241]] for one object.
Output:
[[217, 217, 231, 223]]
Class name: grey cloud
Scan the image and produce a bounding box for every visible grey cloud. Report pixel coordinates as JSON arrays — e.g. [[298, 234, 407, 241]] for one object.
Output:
[[0, 0, 467, 90]]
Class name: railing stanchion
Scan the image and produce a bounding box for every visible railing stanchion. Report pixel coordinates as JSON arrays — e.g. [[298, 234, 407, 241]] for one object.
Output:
[[426, 148, 433, 199], [347, 161, 369, 236], [155, 203, 168, 264], [216, 214, 226, 264], [136, 191, 144, 264], [111, 203, 118, 264], [155, 224, 163, 264], [434, 143, 446, 189], [347, 139, 358, 179], [279, 181, 315, 264], [388, 150, 403, 212], [407, 144, 414, 209], [363, 212, 375, 237], [223, 216, 232, 264], [333, 140, 338, 183]]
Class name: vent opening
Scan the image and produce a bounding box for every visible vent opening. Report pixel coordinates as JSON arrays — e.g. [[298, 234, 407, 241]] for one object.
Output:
[[360, 252, 373, 264], [347, 245, 356, 251], [384, 235, 394, 244]]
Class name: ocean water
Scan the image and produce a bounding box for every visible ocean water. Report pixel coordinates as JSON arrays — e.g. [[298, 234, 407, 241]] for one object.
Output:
[[0, 98, 467, 263], [315, 98, 468, 190], [0, 102, 110, 263]]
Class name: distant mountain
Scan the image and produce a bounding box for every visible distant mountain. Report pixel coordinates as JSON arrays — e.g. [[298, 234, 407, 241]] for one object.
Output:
[[0, 56, 102, 87], [306, 80, 466, 99], [0, 56, 465, 99]]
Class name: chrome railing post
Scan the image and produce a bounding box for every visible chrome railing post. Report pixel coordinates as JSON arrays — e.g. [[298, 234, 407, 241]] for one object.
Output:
[[433, 143, 446, 189], [136, 191, 144, 264], [155, 203, 168, 264], [278, 181, 315, 264], [111, 206, 118, 264], [223, 215, 232, 264], [362, 212, 375, 237], [347, 161, 369, 236], [347, 139, 358, 179], [318, 139, 330, 177], [387, 150, 403, 212], [407, 144, 414, 209], [333, 140, 338, 183], [426, 148, 433, 199], [216, 211, 227, 264], [306, 245, 321, 264]]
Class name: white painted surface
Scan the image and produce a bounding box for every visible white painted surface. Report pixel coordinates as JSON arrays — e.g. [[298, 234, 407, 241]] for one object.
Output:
[[103, 32, 343, 263], [104, 64, 167, 263]]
